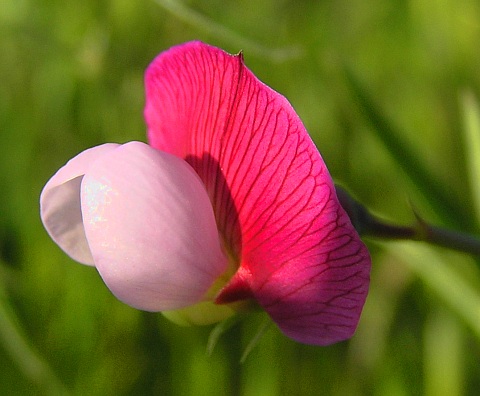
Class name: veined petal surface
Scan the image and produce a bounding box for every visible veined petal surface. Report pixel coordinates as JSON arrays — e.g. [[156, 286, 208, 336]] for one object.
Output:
[[81, 141, 228, 311], [40, 144, 120, 265], [145, 41, 371, 345]]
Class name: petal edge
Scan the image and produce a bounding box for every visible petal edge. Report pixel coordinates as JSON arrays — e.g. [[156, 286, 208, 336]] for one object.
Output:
[[81, 141, 229, 311], [40, 144, 119, 265]]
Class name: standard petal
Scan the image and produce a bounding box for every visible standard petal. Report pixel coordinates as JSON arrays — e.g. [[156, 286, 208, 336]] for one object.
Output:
[[40, 144, 119, 265], [80, 141, 228, 311], [145, 41, 371, 345]]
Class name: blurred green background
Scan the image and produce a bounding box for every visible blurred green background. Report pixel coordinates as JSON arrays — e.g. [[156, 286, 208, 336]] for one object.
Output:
[[1, 0, 480, 395]]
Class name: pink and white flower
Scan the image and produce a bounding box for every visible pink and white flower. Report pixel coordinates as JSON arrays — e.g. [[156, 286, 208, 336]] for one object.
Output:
[[40, 41, 370, 345]]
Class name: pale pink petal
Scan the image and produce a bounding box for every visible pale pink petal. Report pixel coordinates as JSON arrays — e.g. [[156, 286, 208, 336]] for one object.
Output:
[[40, 144, 119, 265], [145, 41, 370, 344], [80, 141, 228, 311]]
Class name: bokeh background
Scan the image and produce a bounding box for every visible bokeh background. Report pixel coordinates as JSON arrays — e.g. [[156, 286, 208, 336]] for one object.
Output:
[[1, 0, 480, 395]]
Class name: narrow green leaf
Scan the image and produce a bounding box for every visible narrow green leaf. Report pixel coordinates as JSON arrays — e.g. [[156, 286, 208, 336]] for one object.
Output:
[[206, 315, 241, 356], [391, 242, 480, 340], [0, 284, 70, 395], [424, 309, 464, 396], [343, 67, 472, 230], [460, 90, 480, 224], [154, 0, 304, 63], [240, 317, 271, 363]]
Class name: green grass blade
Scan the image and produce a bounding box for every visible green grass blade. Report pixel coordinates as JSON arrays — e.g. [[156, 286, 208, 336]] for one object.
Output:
[[424, 309, 465, 396], [391, 243, 480, 340], [0, 285, 70, 395], [344, 67, 472, 230], [461, 90, 480, 224], [206, 315, 240, 356], [154, 0, 304, 62]]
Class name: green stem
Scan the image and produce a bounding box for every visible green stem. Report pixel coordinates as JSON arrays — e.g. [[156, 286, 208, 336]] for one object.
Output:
[[413, 218, 480, 256], [336, 185, 480, 256]]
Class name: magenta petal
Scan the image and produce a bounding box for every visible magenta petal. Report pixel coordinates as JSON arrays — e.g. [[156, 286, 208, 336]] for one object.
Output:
[[80, 141, 228, 311], [145, 42, 370, 344], [40, 144, 120, 265]]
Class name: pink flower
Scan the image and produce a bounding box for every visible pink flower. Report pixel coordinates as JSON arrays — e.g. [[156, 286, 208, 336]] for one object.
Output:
[[40, 41, 370, 345]]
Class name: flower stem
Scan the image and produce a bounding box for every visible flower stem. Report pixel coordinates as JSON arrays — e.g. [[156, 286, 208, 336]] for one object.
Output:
[[336, 185, 480, 256]]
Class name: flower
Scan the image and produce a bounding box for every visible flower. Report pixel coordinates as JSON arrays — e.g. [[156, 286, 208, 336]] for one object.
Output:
[[40, 41, 371, 345]]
